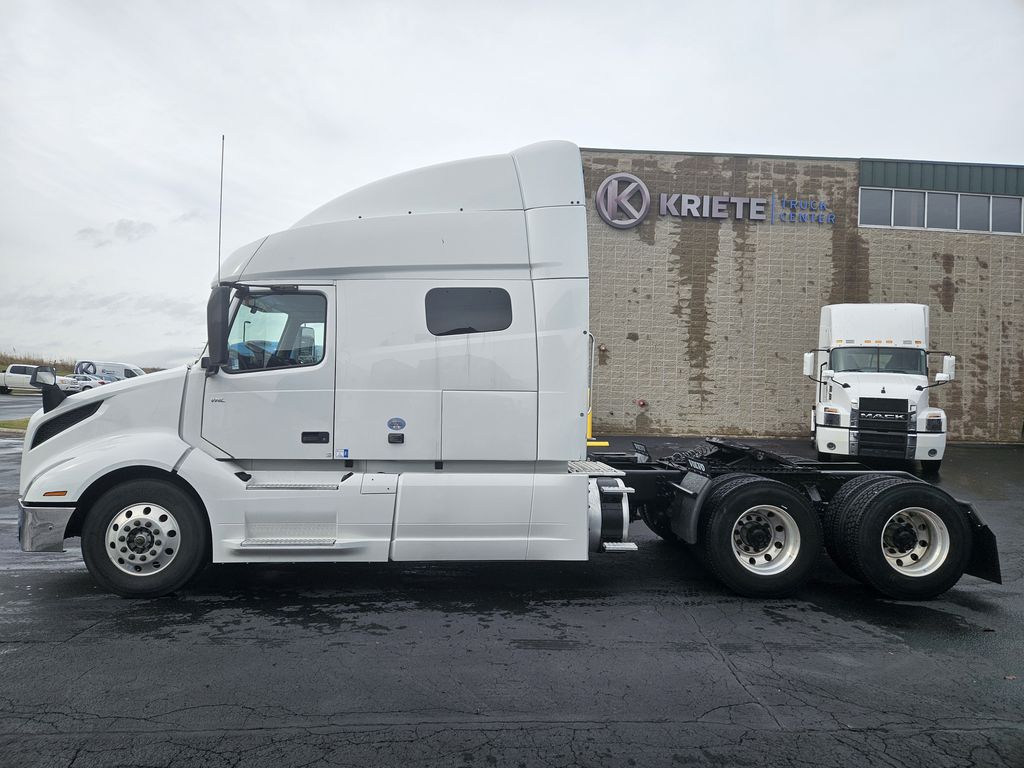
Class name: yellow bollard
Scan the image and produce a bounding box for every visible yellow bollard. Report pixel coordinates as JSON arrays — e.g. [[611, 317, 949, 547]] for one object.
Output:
[[586, 405, 608, 448]]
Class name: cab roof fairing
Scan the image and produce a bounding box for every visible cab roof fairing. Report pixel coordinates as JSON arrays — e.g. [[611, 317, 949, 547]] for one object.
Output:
[[212, 141, 588, 286]]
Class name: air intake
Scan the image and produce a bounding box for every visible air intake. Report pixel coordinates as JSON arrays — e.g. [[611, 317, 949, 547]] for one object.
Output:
[[31, 401, 102, 449]]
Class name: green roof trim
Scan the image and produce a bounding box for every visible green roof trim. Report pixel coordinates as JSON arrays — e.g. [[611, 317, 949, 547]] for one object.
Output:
[[860, 159, 1024, 196]]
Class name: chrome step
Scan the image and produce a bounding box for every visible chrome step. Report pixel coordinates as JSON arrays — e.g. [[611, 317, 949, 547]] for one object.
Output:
[[601, 541, 638, 553], [568, 460, 625, 477], [239, 537, 337, 548]]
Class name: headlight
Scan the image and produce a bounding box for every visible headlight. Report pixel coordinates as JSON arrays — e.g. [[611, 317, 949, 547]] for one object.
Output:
[[926, 413, 943, 432], [823, 406, 840, 427]]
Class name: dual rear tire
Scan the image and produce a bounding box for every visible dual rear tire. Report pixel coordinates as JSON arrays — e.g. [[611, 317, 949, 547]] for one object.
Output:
[[697, 475, 822, 598], [824, 475, 970, 599], [675, 472, 971, 600]]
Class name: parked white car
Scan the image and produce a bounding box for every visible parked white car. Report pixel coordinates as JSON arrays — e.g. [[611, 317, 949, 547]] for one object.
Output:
[[67, 374, 107, 390]]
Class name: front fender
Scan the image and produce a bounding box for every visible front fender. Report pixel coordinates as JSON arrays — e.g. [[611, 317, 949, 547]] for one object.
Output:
[[21, 432, 191, 504]]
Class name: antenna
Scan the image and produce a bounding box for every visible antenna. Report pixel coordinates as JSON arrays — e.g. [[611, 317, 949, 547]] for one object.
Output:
[[217, 134, 225, 284]]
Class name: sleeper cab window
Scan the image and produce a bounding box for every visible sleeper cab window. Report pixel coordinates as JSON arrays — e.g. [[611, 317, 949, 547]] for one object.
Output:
[[226, 292, 327, 372], [425, 287, 513, 336]]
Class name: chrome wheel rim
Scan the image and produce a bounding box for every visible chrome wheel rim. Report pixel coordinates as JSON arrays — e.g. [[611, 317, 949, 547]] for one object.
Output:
[[105, 503, 180, 577], [880, 506, 949, 577], [731, 505, 801, 575]]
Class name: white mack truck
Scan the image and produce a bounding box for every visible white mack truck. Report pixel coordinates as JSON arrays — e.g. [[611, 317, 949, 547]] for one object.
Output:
[[804, 303, 956, 473], [18, 142, 1000, 600]]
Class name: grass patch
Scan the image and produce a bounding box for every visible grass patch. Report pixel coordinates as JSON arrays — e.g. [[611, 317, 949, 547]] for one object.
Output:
[[0, 418, 29, 431]]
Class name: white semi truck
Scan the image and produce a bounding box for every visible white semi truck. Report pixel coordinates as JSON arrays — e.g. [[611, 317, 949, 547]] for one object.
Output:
[[18, 142, 1000, 601], [803, 304, 956, 473]]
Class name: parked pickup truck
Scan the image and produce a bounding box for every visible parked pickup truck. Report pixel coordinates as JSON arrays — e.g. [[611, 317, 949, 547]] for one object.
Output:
[[0, 364, 80, 394]]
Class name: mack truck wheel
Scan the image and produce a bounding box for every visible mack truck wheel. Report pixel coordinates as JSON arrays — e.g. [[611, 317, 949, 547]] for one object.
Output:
[[837, 480, 971, 600], [824, 475, 907, 581], [82, 479, 209, 598], [698, 475, 822, 598]]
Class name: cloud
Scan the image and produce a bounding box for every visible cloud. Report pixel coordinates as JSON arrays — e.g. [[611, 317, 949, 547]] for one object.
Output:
[[172, 209, 204, 224], [0, 288, 203, 325], [75, 227, 112, 247], [75, 218, 157, 247], [113, 218, 157, 241]]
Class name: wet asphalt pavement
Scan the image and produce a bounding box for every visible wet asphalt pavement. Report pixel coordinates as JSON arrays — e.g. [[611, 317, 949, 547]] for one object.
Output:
[[0, 393, 41, 422], [0, 435, 1021, 767]]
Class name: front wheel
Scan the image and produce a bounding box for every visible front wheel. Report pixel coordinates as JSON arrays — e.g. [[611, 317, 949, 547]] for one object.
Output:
[[698, 475, 823, 597], [81, 479, 209, 598]]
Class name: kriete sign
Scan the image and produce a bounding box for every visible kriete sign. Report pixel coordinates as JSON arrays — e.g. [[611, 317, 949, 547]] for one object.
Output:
[[595, 172, 836, 230]]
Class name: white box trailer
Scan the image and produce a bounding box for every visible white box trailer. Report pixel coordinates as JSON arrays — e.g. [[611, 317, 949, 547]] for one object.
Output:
[[803, 304, 956, 473], [18, 142, 1000, 601]]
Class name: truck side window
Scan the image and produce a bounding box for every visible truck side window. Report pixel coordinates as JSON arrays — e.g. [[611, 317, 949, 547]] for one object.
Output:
[[225, 292, 327, 373], [425, 287, 512, 336]]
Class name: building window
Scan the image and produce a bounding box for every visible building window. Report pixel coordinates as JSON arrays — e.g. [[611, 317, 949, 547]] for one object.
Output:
[[992, 196, 1023, 234], [859, 188, 892, 226], [926, 192, 957, 229], [959, 195, 990, 231], [860, 187, 1022, 235], [893, 191, 925, 228], [425, 287, 512, 336]]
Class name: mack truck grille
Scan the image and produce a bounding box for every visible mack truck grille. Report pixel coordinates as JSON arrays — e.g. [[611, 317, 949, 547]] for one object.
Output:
[[852, 398, 914, 459]]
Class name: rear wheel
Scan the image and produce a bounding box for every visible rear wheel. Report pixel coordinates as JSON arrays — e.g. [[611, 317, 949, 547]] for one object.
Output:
[[82, 479, 209, 598], [838, 481, 971, 599], [824, 475, 908, 581], [698, 475, 822, 597]]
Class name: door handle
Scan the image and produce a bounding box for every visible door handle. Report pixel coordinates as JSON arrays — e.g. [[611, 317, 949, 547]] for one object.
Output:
[[301, 432, 330, 444]]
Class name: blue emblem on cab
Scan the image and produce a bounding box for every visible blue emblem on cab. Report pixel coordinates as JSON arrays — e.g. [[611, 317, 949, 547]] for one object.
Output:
[[387, 417, 406, 431]]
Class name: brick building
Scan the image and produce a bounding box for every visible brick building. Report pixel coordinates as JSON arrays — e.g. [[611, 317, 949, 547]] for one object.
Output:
[[582, 148, 1024, 443]]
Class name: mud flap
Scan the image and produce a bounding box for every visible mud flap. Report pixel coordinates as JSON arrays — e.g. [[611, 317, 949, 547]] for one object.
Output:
[[960, 502, 1002, 584], [667, 472, 711, 544]]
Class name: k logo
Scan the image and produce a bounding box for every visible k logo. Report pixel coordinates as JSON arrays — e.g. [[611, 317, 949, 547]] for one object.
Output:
[[595, 173, 650, 229]]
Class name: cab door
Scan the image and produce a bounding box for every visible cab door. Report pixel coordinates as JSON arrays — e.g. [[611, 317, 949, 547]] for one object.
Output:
[[202, 286, 336, 460]]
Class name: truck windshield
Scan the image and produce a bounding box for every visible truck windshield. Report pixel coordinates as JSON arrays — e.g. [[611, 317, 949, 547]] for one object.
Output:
[[830, 347, 927, 375]]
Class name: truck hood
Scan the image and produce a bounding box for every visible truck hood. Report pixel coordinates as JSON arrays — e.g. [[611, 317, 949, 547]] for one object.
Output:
[[44, 366, 188, 413], [828, 372, 935, 410], [21, 367, 189, 495]]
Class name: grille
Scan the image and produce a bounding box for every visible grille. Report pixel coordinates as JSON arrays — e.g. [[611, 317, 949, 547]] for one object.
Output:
[[31, 401, 102, 449], [857, 430, 909, 458], [857, 397, 910, 433]]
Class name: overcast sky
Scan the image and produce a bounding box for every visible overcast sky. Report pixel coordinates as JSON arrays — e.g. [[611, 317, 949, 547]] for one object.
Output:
[[1, 0, 1022, 368]]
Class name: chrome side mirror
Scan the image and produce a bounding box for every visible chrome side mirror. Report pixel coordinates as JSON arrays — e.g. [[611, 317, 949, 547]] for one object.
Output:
[[802, 352, 814, 377]]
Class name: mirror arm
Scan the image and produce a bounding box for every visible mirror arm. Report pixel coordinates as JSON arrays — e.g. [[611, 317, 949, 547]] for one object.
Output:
[[805, 374, 849, 389], [916, 380, 950, 392]]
